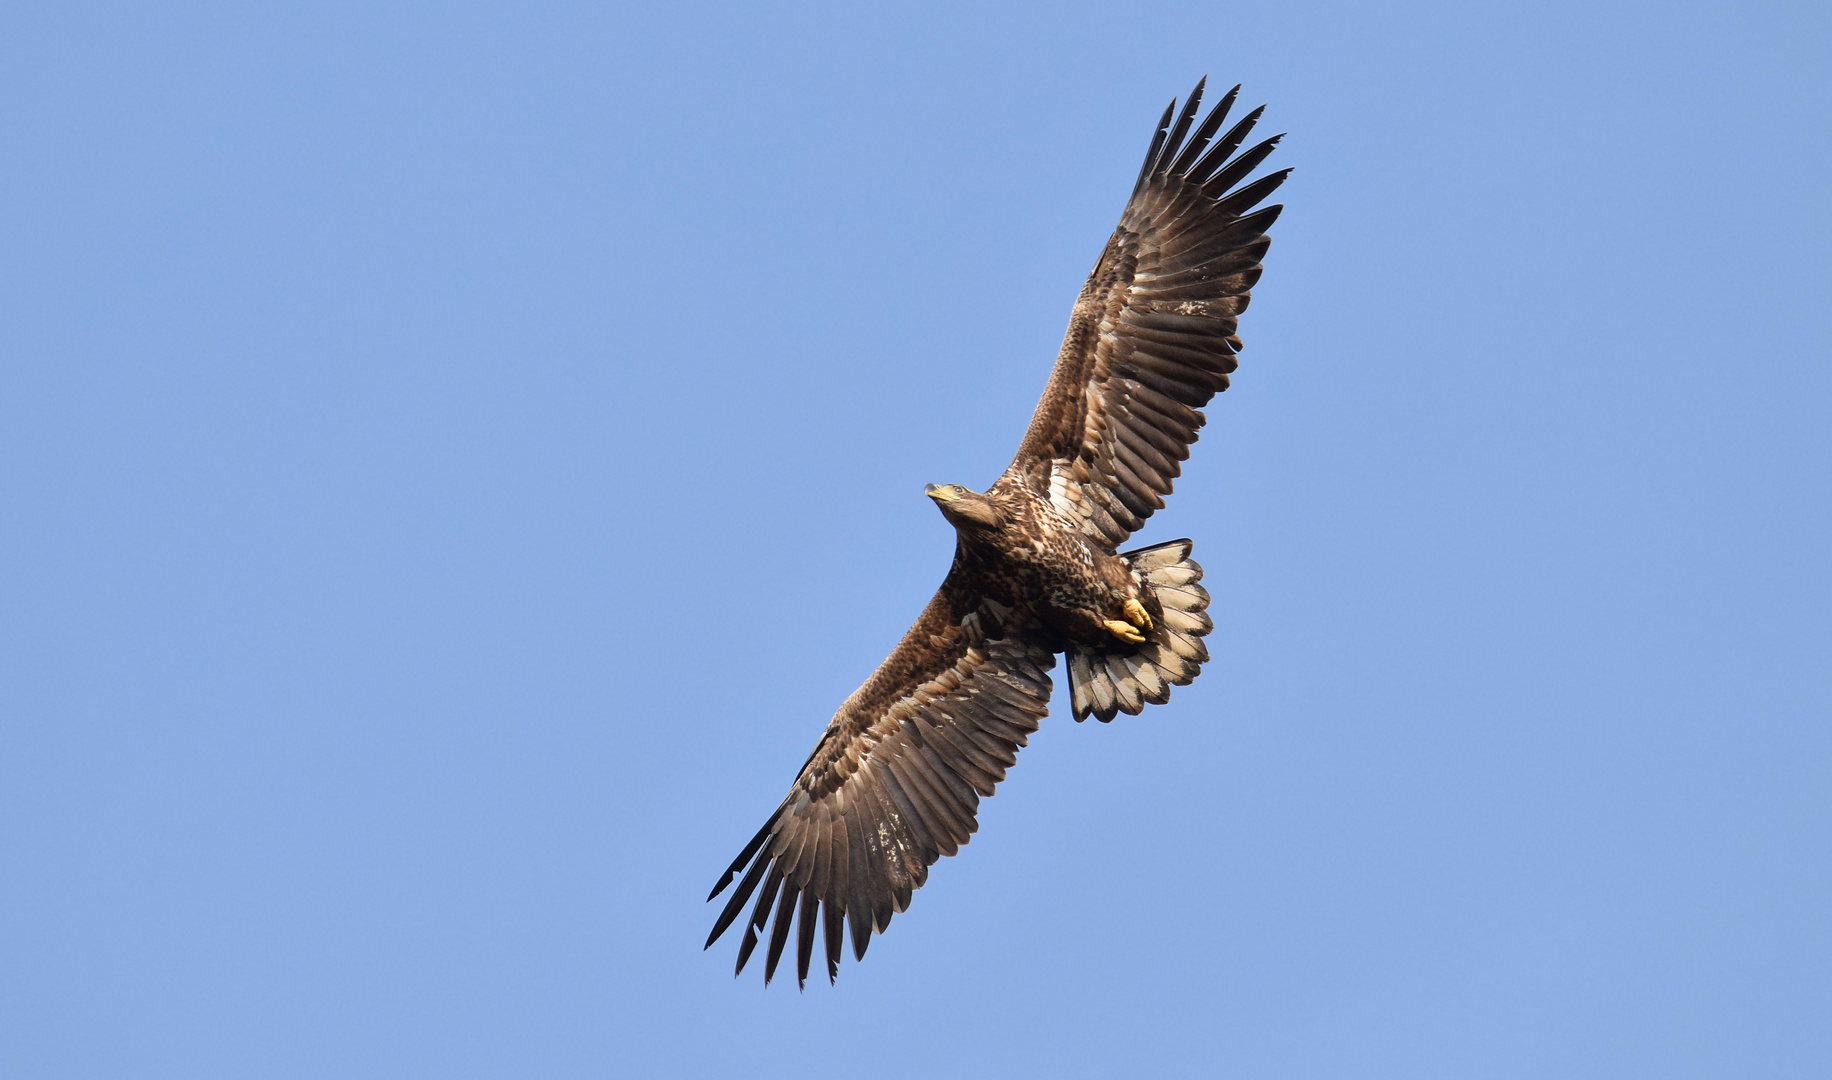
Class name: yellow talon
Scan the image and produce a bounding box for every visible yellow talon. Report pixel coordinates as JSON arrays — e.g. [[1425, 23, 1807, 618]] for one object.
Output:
[[1103, 619, 1146, 644], [1123, 598, 1152, 630]]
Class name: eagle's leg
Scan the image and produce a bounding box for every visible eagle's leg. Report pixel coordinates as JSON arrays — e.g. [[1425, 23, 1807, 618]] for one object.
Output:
[[1122, 597, 1153, 631], [1102, 619, 1147, 645]]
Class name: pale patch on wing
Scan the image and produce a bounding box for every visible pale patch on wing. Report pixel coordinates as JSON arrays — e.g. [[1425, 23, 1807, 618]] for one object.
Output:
[[1047, 465, 1088, 523]]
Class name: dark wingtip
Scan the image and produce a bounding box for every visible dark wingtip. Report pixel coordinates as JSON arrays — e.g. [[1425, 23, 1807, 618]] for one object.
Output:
[[1168, 81, 1242, 178], [1187, 104, 1267, 185], [1132, 97, 1178, 195], [849, 909, 873, 962], [1150, 80, 1208, 183], [706, 816, 779, 903], [1200, 131, 1287, 203]]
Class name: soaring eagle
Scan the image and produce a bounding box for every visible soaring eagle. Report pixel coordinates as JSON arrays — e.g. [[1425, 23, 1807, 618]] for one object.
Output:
[[706, 78, 1287, 987]]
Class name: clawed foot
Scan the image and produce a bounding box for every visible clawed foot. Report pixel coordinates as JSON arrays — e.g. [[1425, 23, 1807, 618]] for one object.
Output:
[[1123, 598, 1153, 631], [1103, 619, 1147, 644]]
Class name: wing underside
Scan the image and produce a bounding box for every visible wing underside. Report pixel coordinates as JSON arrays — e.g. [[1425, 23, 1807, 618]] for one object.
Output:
[[1004, 78, 1288, 549], [704, 588, 1054, 987]]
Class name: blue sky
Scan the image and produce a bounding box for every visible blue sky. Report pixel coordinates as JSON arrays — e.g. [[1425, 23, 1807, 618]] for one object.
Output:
[[3, 2, 1827, 1077]]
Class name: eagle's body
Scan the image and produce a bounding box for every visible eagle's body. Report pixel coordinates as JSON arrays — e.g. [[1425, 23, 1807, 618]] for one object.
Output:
[[706, 78, 1288, 987], [939, 479, 1143, 650]]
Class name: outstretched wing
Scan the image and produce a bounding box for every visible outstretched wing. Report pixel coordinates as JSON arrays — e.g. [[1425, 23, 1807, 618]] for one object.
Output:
[[704, 580, 1054, 987], [1002, 78, 1288, 549]]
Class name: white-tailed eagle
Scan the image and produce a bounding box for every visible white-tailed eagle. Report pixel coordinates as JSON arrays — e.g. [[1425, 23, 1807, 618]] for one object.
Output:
[[706, 78, 1288, 987]]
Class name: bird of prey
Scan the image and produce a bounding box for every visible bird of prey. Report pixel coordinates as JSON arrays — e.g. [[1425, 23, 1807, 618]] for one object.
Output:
[[705, 78, 1287, 987]]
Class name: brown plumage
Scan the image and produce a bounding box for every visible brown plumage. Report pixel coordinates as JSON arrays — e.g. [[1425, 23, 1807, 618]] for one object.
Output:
[[706, 78, 1288, 987]]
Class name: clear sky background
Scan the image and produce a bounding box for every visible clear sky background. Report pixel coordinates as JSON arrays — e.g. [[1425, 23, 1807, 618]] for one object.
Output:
[[3, 2, 1827, 1077]]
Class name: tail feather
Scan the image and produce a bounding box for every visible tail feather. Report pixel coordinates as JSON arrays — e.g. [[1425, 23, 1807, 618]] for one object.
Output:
[[1067, 538, 1212, 722]]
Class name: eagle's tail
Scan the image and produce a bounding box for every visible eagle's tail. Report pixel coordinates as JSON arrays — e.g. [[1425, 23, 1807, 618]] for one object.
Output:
[[1065, 538, 1212, 722]]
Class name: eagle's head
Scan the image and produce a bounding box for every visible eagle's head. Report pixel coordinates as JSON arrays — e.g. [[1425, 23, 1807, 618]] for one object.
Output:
[[925, 483, 1005, 531]]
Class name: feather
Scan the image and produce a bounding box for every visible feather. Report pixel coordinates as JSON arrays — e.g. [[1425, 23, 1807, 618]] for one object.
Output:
[[1160, 629, 1203, 662], [846, 808, 875, 960], [973, 673, 1047, 712], [1069, 650, 1095, 720], [910, 737, 980, 815], [1145, 248, 1266, 288], [1122, 333, 1239, 371], [1144, 564, 1201, 587], [805, 817, 832, 901], [1201, 134, 1285, 199], [1123, 379, 1206, 431], [1156, 583, 1209, 611], [927, 717, 1010, 787], [1208, 203, 1285, 251], [1161, 606, 1212, 635], [1212, 168, 1293, 217], [881, 751, 957, 854], [1126, 655, 1168, 702], [1085, 499, 1126, 542], [872, 758, 940, 863], [1122, 363, 1215, 407], [1105, 457, 1161, 517], [1167, 83, 1240, 176], [915, 714, 1001, 796], [1097, 482, 1147, 533], [1151, 77, 1207, 179], [885, 753, 968, 851], [1126, 308, 1234, 337], [999, 651, 1052, 689], [822, 888, 845, 984], [707, 817, 776, 902], [1118, 418, 1192, 470], [857, 782, 915, 923], [957, 720, 1020, 767], [795, 889, 819, 989], [1125, 538, 1194, 569], [772, 814, 815, 890], [1110, 436, 1170, 495], [733, 865, 782, 976], [705, 842, 773, 948], [763, 882, 798, 986], [1186, 105, 1266, 185], [1131, 99, 1177, 195], [1170, 629, 1211, 663], [954, 699, 1035, 744], [1107, 662, 1144, 714], [826, 812, 850, 909], [1152, 647, 1197, 684], [1127, 350, 1238, 390], [1088, 664, 1118, 720]]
